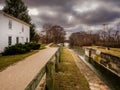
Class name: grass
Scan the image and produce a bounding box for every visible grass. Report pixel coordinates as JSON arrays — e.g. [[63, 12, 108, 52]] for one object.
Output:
[[40, 44, 46, 50], [54, 47, 90, 90], [85, 46, 120, 57], [0, 50, 38, 71]]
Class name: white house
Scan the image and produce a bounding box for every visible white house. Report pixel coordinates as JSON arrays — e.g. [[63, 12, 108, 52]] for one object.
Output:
[[0, 10, 30, 53]]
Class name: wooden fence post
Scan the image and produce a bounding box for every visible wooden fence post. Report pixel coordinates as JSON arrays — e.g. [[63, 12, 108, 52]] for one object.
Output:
[[25, 46, 62, 90], [55, 51, 59, 72], [59, 45, 62, 62], [46, 60, 55, 90]]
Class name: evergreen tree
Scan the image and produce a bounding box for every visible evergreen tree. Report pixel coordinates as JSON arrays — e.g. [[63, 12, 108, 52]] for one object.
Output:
[[30, 24, 39, 42], [3, 0, 31, 23]]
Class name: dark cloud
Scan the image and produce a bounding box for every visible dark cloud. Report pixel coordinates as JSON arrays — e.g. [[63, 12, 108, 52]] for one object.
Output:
[[1, 0, 120, 32], [0, 0, 4, 3], [100, 0, 120, 5], [77, 8, 120, 25], [31, 12, 78, 28], [23, 0, 75, 8]]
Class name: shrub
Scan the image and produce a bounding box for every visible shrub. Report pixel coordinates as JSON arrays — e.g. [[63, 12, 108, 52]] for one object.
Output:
[[2, 43, 41, 56], [30, 43, 41, 50], [25, 43, 41, 50]]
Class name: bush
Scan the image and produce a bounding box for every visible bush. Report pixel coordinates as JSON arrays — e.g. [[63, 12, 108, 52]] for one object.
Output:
[[30, 43, 41, 50], [25, 43, 41, 50], [2, 43, 41, 55]]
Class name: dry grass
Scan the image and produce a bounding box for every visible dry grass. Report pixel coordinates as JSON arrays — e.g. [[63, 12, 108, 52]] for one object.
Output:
[[40, 44, 46, 49], [86, 46, 120, 57], [54, 47, 90, 90]]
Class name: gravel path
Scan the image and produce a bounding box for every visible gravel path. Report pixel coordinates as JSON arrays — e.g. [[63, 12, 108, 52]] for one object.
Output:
[[0, 47, 58, 90], [69, 49, 110, 90]]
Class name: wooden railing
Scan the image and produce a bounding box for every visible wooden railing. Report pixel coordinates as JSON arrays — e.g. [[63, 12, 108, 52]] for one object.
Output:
[[25, 45, 62, 90]]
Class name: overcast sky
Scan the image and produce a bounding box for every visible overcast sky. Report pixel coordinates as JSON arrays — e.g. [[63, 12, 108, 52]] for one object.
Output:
[[0, 0, 120, 33]]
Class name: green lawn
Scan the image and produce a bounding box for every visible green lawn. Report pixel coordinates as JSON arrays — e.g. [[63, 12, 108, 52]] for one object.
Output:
[[0, 50, 38, 71], [54, 47, 90, 90]]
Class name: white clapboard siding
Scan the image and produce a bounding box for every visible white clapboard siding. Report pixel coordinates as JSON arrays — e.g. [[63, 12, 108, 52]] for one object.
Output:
[[0, 11, 30, 53]]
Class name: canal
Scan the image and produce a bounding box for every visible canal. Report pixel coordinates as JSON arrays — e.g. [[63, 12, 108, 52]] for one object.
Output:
[[72, 46, 120, 90]]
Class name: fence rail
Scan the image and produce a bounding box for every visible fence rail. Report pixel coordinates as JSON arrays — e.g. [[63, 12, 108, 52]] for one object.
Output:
[[25, 45, 62, 90]]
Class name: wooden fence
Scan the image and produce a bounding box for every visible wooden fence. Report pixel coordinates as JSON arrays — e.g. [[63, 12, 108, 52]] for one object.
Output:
[[25, 45, 62, 90]]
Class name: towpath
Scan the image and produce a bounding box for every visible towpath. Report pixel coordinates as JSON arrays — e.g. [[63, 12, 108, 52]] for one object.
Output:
[[0, 46, 58, 90]]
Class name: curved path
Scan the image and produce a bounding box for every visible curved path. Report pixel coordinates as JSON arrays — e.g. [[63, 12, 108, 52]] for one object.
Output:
[[0, 47, 58, 90]]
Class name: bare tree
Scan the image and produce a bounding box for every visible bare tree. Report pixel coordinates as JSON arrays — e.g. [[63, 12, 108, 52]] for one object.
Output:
[[42, 24, 66, 44]]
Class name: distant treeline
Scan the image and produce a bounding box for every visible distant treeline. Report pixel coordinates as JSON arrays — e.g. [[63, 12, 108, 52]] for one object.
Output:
[[69, 30, 120, 48]]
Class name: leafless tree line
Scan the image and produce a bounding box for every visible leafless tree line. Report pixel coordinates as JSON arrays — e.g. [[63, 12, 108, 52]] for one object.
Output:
[[70, 30, 120, 48]]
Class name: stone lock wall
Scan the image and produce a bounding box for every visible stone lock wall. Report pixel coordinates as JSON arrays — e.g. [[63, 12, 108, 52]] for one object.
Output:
[[84, 48, 120, 76], [100, 53, 120, 75]]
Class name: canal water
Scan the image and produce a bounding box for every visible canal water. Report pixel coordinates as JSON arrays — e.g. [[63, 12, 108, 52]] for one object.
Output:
[[72, 46, 120, 90]]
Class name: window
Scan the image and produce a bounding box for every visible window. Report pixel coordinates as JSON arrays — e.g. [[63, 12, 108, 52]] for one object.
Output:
[[21, 37, 24, 43], [16, 37, 19, 44], [26, 38, 28, 43], [9, 20, 12, 29], [8, 36, 12, 46], [22, 25, 24, 32]]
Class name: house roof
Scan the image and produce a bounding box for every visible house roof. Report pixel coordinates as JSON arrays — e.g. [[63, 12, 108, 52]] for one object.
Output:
[[0, 10, 30, 27]]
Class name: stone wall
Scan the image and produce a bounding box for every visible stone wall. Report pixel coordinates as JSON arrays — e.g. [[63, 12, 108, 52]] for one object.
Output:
[[84, 48, 120, 77]]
